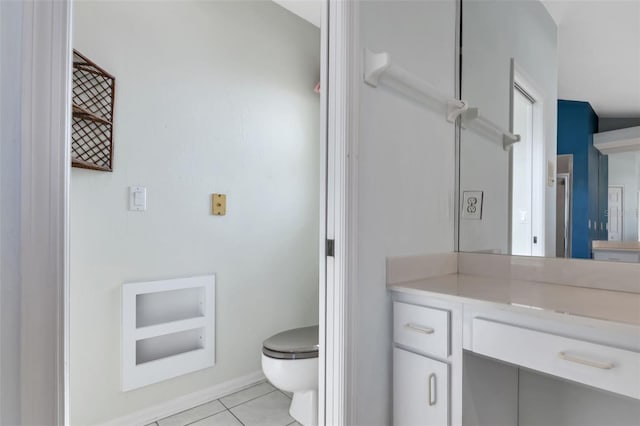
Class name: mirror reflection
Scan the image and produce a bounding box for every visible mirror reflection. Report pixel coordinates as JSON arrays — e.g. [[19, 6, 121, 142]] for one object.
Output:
[[458, 0, 640, 263]]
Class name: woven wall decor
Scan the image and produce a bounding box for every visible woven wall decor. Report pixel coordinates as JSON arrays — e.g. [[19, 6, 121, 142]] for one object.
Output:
[[72, 50, 116, 171]]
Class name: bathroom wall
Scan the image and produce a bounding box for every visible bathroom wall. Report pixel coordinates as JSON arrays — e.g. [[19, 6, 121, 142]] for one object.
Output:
[[71, 1, 320, 424], [459, 0, 558, 256], [0, 1, 23, 424], [355, 1, 457, 423]]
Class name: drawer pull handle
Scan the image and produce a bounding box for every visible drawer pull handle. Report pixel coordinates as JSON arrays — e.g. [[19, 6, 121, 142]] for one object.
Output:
[[558, 352, 614, 370], [428, 373, 437, 406], [404, 323, 434, 334]]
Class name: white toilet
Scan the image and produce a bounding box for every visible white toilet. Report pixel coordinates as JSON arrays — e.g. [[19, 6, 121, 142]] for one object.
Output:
[[261, 325, 319, 426]]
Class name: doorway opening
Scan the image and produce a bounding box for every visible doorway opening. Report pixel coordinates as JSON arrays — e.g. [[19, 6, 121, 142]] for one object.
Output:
[[511, 80, 544, 257], [556, 154, 573, 258]]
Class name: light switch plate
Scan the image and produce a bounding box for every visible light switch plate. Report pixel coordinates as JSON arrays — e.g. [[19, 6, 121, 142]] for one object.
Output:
[[212, 193, 226, 216], [547, 160, 555, 187], [461, 191, 483, 220], [129, 186, 146, 211]]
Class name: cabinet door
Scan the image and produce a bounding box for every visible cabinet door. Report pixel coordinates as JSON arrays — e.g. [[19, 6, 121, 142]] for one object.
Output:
[[394, 347, 449, 426]]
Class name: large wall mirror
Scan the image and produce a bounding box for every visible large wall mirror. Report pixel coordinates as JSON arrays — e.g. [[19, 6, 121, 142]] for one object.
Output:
[[458, 0, 640, 263]]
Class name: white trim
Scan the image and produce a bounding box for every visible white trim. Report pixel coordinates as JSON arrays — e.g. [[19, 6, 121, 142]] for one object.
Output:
[[0, 0, 25, 423], [511, 60, 547, 257], [96, 371, 266, 426], [37, 0, 347, 423], [20, 0, 71, 424], [323, 0, 358, 424], [594, 126, 640, 155], [318, 0, 328, 423], [121, 276, 216, 391]]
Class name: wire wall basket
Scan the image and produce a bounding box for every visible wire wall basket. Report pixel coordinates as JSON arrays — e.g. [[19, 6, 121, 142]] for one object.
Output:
[[72, 50, 116, 171]]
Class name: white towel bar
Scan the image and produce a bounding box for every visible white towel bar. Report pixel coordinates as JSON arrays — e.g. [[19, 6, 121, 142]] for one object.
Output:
[[363, 48, 520, 151]]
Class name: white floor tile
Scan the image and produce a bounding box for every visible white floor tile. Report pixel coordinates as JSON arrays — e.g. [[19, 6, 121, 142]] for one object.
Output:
[[220, 381, 276, 408], [230, 391, 294, 426], [188, 410, 243, 426], [157, 400, 226, 426]]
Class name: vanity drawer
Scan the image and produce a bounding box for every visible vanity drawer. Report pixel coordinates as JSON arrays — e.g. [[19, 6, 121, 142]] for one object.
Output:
[[592, 250, 640, 263], [393, 302, 450, 359], [472, 318, 640, 400]]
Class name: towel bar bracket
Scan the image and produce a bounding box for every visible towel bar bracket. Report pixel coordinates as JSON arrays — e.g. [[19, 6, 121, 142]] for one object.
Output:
[[447, 100, 468, 123]]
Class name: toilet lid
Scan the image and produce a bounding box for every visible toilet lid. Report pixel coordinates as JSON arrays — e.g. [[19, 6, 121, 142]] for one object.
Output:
[[262, 325, 319, 360]]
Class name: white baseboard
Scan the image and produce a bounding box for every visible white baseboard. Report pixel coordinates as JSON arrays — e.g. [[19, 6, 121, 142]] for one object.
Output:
[[98, 370, 266, 426]]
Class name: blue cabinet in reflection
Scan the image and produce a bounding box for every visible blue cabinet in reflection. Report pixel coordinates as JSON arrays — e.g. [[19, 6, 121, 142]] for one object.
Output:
[[557, 100, 608, 259]]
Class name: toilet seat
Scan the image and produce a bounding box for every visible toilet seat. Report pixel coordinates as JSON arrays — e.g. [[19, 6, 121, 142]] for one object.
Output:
[[262, 325, 319, 360]]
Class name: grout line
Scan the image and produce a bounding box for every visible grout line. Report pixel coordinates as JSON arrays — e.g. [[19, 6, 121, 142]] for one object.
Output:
[[227, 408, 246, 426], [161, 382, 285, 426], [157, 397, 227, 423], [182, 404, 226, 426], [219, 398, 230, 410], [225, 389, 280, 409], [184, 414, 212, 426], [278, 390, 292, 400], [219, 381, 271, 409]]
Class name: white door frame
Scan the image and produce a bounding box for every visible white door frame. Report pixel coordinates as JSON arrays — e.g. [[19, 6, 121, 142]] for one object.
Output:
[[556, 172, 572, 258], [320, 0, 357, 424], [23, 0, 354, 425], [608, 185, 624, 241], [510, 59, 546, 257], [19, 0, 72, 424]]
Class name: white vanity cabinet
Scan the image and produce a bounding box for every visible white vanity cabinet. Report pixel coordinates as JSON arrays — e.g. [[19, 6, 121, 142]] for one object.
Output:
[[393, 301, 459, 426], [391, 282, 640, 426], [393, 347, 449, 426], [472, 318, 640, 400]]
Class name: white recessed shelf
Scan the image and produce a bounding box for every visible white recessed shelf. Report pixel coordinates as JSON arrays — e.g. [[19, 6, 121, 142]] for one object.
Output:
[[136, 328, 205, 365], [122, 275, 215, 391], [136, 287, 204, 328]]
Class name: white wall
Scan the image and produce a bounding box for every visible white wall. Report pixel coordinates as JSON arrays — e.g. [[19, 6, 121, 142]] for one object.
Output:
[[0, 1, 23, 424], [355, 1, 457, 423], [459, 0, 558, 256], [609, 151, 640, 241], [71, 1, 320, 424]]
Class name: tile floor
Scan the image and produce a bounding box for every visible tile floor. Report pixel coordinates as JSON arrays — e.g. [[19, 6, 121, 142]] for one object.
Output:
[[146, 381, 301, 426]]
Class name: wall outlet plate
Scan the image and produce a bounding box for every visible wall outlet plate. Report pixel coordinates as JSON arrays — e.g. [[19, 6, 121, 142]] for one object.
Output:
[[462, 191, 483, 220], [211, 193, 226, 216]]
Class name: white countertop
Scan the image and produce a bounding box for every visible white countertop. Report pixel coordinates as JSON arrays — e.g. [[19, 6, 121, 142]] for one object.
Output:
[[592, 240, 640, 252], [389, 273, 640, 326]]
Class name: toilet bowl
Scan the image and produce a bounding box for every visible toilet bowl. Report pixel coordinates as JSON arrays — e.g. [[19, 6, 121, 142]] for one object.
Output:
[[261, 325, 319, 426]]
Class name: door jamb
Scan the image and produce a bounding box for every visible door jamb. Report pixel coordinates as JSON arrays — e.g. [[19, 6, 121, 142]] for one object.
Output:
[[20, 0, 72, 424], [322, 1, 358, 424], [28, 0, 354, 424]]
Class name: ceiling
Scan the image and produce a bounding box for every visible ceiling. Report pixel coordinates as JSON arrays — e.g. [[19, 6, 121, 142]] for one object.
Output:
[[272, 0, 640, 118], [542, 0, 640, 117], [272, 0, 322, 28]]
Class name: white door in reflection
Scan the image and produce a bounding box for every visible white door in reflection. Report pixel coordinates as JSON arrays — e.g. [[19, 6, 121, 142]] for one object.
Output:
[[511, 84, 543, 256], [608, 186, 623, 241]]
